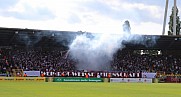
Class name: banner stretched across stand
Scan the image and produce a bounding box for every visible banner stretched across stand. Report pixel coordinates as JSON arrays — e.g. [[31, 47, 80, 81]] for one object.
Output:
[[40, 71, 142, 78]]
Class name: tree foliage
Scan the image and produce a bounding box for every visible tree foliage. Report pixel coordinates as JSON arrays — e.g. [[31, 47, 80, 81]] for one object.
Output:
[[168, 6, 181, 35]]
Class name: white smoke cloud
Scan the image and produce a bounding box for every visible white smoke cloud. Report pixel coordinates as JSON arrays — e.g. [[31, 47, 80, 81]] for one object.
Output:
[[68, 25, 159, 71], [69, 31, 133, 70]]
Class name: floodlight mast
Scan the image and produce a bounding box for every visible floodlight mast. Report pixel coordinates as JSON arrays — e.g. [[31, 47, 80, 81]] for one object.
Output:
[[162, 0, 169, 35], [162, 0, 177, 35], [173, 0, 177, 35]]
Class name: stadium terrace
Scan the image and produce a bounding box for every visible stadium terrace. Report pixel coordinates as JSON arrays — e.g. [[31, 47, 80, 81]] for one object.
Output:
[[0, 27, 181, 83]]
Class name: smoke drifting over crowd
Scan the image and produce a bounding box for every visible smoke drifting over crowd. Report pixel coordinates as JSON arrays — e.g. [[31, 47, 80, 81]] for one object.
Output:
[[69, 27, 158, 71], [69, 33, 122, 70], [16, 23, 159, 71]]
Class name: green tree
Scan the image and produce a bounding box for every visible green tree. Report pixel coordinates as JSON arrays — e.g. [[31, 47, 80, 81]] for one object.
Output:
[[168, 6, 181, 35]]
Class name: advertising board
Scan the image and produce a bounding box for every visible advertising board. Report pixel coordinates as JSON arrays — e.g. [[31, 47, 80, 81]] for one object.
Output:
[[110, 78, 152, 83], [0, 77, 45, 82], [53, 77, 103, 82], [166, 76, 181, 83]]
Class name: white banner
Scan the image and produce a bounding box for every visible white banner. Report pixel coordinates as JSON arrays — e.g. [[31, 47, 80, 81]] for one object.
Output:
[[142, 73, 156, 78], [110, 78, 152, 83], [23, 71, 40, 77]]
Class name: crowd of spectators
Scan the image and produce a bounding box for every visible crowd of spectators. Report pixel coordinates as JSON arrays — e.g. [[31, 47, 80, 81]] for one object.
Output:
[[0, 48, 76, 75], [0, 48, 181, 76], [111, 50, 181, 74]]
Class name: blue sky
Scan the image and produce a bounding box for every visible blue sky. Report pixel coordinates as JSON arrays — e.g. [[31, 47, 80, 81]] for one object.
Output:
[[0, 0, 180, 35]]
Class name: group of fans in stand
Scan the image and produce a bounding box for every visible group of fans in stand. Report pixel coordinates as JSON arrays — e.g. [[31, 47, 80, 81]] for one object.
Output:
[[0, 48, 181, 77], [111, 50, 181, 74]]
